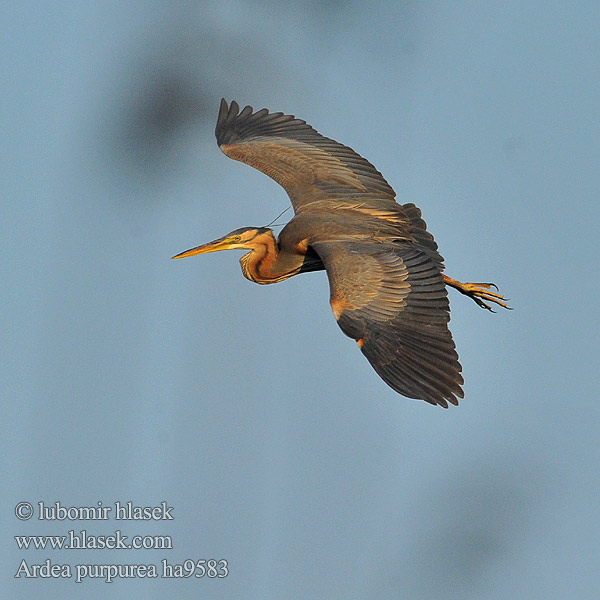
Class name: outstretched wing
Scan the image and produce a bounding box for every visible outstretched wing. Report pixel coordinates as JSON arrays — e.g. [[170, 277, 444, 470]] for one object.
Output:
[[312, 240, 463, 407], [215, 99, 397, 213]]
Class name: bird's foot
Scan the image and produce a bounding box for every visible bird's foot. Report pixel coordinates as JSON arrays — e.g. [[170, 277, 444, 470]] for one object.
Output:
[[443, 276, 511, 312]]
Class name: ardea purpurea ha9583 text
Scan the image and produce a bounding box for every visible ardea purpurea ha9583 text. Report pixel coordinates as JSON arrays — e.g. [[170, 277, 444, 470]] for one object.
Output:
[[173, 100, 509, 408]]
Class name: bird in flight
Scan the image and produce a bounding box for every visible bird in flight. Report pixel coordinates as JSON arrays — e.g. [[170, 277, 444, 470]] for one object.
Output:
[[173, 100, 509, 407]]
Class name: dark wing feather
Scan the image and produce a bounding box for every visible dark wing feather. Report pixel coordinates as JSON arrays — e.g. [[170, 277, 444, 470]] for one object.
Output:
[[312, 240, 463, 407], [215, 99, 397, 213], [401, 202, 445, 268]]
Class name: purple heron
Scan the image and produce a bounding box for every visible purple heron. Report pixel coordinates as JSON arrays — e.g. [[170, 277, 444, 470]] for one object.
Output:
[[173, 100, 509, 408]]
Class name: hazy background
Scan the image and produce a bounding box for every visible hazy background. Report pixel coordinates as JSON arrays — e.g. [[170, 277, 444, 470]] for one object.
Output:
[[3, 1, 599, 598]]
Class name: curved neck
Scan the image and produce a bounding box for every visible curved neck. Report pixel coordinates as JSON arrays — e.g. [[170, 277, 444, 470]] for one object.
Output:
[[239, 232, 302, 284]]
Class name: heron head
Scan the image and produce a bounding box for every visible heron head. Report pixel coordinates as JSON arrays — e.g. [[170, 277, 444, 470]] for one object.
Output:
[[172, 227, 273, 259]]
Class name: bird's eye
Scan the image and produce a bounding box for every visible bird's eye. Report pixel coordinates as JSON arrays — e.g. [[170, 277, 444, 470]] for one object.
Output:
[[231, 235, 242, 242]]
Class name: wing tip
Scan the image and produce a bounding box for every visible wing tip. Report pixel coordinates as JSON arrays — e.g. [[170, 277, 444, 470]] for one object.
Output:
[[215, 99, 314, 147], [358, 332, 464, 407], [216, 99, 241, 144], [416, 387, 462, 408], [218, 98, 230, 121]]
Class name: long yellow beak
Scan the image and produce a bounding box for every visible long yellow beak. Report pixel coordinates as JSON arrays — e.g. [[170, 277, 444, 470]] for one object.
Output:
[[171, 238, 234, 259]]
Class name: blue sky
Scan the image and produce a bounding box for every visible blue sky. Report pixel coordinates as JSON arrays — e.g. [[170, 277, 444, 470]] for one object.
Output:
[[3, 2, 599, 598]]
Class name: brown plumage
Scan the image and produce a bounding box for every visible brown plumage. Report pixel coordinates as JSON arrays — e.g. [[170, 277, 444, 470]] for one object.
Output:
[[173, 100, 509, 407]]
